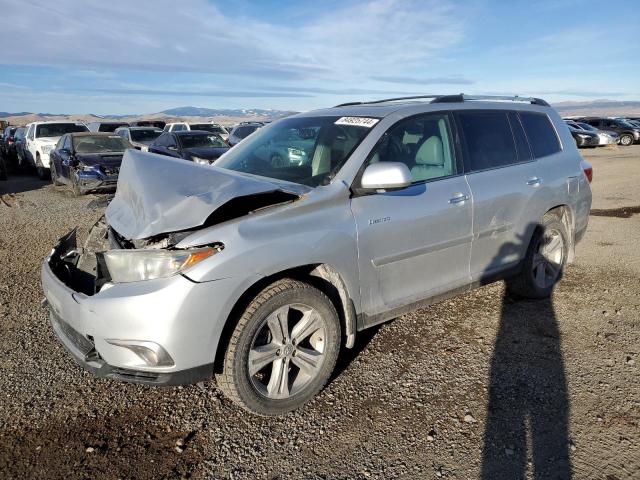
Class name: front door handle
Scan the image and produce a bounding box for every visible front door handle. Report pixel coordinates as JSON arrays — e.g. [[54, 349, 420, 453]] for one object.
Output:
[[526, 177, 542, 187], [449, 192, 470, 205]]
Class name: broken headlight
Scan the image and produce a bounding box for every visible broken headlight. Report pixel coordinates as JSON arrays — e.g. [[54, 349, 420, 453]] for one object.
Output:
[[102, 246, 220, 283]]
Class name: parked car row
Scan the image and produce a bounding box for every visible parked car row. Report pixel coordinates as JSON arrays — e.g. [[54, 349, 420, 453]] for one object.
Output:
[[563, 116, 640, 147], [0, 117, 258, 188]]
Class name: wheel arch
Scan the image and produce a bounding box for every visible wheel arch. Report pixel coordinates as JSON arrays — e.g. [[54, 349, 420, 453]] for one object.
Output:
[[544, 204, 575, 263], [213, 263, 357, 374]]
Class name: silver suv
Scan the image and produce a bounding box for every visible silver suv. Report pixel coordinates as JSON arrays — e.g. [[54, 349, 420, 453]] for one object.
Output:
[[42, 95, 592, 415]]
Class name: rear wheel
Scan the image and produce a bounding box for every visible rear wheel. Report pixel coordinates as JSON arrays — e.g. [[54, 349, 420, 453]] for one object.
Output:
[[216, 279, 341, 415], [507, 213, 568, 299], [620, 134, 633, 146]]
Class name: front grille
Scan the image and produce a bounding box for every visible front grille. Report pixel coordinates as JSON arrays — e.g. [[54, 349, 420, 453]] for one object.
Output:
[[51, 311, 95, 356], [101, 166, 120, 176]]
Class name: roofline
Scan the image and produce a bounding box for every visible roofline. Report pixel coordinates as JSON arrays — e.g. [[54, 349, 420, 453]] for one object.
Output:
[[334, 93, 550, 108]]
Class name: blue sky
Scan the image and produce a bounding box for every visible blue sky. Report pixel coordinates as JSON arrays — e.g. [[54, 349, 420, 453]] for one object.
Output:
[[0, 0, 638, 114]]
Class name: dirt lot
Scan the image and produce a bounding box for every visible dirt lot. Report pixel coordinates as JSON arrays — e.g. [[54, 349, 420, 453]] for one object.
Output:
[[0, 146, 638, 479]]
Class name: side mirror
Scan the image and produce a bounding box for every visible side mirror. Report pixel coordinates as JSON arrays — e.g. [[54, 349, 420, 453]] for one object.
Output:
[[360, 162, 412, 191], [168, 145, 178, 151]]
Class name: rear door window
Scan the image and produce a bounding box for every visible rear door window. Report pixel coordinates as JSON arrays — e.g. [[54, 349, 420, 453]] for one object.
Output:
[[455, 111, 518, 172], [518, 112, 561, 158]]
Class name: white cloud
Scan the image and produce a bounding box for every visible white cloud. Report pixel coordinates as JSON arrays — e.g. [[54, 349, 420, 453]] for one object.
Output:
[[0, 0, 465, 80]]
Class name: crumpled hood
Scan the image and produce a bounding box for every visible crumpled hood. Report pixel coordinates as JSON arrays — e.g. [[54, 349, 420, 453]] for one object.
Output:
[[183, 146, 229, 160], [106, 149, 309, 240]]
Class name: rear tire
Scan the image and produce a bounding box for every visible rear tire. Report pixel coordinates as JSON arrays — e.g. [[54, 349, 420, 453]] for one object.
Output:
[[507, 213, 568, 299], [619, 134, 633, 146], [216, 279, 341, 416]]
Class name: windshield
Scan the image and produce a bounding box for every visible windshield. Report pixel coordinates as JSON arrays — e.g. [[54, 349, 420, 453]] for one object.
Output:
[[98, 123, 128, 132], [616, 120, 636, 128], [130, 129, 162, 142], [234, 125, 260, 139], [576, 122, 597, 132], [215, 116, 375, 187], [36, 123, 88, 138], [179, 133, 227, 149], [189, 124, 227, 134], [73, 135, 130, 153]]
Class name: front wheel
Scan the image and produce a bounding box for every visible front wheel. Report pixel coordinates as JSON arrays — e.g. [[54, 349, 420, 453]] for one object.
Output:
[[507, 213, 568, 299], [50, 163, 62, 186], [216, 279, 341, 415], [619, 134, 634, 146], [70, 171, 83, 196], [35, 153, 48, 180]]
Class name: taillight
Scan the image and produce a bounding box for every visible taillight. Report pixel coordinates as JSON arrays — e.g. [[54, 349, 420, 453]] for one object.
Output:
[[581, 160, 593, 183]]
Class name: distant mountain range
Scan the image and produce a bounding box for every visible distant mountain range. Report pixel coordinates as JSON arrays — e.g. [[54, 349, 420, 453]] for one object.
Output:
[[159, 106, 296, 117], [0, 106, 296, 121], [2, 100, 639, 123], [552, 100, 640, 116]]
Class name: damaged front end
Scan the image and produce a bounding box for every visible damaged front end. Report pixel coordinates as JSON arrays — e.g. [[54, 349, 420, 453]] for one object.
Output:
[[48, 218, 224, 296]]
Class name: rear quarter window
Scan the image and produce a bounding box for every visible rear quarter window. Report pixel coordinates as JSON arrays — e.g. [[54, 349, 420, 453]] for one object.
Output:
[[519, 112, 561, 158]]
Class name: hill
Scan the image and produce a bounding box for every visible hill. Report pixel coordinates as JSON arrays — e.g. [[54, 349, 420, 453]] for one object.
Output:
[[552, 100, 640, 117]]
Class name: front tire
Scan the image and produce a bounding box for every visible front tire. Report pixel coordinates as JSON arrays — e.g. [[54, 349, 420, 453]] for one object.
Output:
[[35, 153, 48, 180], [70, 171, 83, 196], [507, 213, 568, 299], [216, 279, 341, 416], [619, 134, 633, 146], [50, 163, 62, 186]]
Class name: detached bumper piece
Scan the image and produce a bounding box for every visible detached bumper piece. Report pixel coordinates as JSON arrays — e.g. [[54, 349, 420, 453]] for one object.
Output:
[[76, 166, 119, 193]]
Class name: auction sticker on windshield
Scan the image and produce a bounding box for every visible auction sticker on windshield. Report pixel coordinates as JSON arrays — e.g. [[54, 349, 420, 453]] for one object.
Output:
[[334, 117, 380, 128]]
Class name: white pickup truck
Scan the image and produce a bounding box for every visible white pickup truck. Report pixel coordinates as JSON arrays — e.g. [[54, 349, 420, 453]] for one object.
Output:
[[24, 121, 89, 178]]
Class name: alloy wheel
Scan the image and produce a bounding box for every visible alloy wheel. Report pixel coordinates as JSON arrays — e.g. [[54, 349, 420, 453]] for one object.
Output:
[[532, 229, 564, 289], [249, 303, 327, 399]]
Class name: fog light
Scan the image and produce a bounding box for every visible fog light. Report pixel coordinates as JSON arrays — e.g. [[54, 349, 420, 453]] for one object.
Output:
[[106, 340, 174, 367]]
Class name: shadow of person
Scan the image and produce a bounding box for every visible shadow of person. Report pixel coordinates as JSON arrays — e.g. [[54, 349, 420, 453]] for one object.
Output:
[[481, 231, 572, 479]]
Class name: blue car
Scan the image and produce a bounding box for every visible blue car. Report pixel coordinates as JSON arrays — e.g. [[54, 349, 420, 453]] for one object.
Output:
[[49, 132, 132, 195]]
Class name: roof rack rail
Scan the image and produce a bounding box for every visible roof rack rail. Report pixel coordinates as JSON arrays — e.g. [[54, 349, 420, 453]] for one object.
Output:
[[430, 94, 550, 106], [334, 95, 439, 107], [334, 93, 549, 108]]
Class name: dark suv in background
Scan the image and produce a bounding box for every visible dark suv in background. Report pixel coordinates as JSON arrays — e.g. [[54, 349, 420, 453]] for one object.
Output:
[[227, 121, 264, 147], [577, 117, 640, 146]]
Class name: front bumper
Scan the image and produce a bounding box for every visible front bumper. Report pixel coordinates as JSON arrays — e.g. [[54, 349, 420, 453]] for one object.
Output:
[[40, 152, 51, 167], [41, 229, 258, 385], [77, 169, 119, 193]]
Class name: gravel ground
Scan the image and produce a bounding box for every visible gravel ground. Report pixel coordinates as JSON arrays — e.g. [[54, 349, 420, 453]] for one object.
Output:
[[0, 146, 638, 479]]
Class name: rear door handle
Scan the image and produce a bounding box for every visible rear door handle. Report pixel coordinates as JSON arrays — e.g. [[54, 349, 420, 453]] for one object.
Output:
[[449, 192, 470, 205], [526, 177, 542, 187]]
